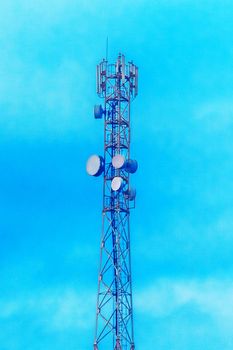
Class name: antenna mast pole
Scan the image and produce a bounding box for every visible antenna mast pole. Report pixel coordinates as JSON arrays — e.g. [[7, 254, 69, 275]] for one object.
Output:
[[86, 53, 138, 350]]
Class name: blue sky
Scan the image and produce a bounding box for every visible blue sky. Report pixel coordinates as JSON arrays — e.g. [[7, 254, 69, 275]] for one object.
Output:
[[0, 0, 233, 349]]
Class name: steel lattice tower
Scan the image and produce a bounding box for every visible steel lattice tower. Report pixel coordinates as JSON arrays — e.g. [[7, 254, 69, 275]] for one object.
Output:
[[86, 53, 138, 350]]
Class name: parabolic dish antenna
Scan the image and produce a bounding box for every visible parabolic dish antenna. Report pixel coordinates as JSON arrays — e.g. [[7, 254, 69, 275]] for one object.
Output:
[[124, 187, 136, 201], [112, 154, 125, 169], [111, 176, 123, 191], [112, 154, 138, 174], [125, 159, 138, 174], [86, 155, 104, 177]]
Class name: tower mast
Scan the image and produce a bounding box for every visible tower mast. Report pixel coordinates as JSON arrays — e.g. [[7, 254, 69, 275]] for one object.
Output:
[[86, 53, 138, 350]]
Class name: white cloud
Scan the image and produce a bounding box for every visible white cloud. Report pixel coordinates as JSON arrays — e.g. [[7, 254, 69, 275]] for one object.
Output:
[[48, 289, 95, 331], [135, 278, 233, 331], [194, 99, 233, 131], [0, 0, 99, 140], [0, 287, 95, 331], [0, 56, 94, 139]]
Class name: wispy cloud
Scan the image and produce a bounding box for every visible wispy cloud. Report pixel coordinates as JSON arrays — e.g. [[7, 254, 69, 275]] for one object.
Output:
[[0, 57, 93, 139], [135, 278, 233, 330], [194, 99, 233, 131], [0, 287, 95, 332]]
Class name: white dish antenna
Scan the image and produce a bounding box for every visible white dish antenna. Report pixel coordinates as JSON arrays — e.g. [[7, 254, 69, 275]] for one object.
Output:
[[112, 154, 125, 169], [86, 155, 104, 177], [111, 177, 124, 191], [112, 154, 138, 173]]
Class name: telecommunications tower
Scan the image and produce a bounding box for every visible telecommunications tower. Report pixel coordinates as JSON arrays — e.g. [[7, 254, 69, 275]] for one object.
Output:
[[86, 53, 138, 350]]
